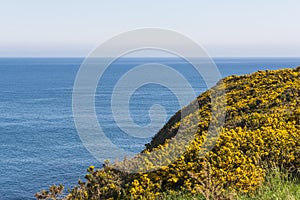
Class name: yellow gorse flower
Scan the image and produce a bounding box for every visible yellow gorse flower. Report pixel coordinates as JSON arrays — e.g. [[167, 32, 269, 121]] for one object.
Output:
[[40, 67, 300, 199]]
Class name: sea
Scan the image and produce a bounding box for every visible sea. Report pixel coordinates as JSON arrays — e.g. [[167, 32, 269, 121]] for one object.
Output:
[[0, 57, 300, 199]]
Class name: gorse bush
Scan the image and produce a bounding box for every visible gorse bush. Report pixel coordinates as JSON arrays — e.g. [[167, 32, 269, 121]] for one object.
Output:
[[238, 166, 300, 200], [36, 67, 300, 199]]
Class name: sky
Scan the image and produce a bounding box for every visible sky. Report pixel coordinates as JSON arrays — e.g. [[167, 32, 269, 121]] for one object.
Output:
[[0, 0, 300, 57]]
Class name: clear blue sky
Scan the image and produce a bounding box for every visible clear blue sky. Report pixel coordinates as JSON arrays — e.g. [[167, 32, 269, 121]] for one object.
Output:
[[1, 0, 300, 57]]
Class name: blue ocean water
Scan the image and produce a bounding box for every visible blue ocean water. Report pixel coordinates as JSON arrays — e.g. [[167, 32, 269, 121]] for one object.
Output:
[[0, 57, 300, 199]]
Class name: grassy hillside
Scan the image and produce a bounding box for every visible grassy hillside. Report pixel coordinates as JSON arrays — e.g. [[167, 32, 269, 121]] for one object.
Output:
[[37, 67, 300, 199]]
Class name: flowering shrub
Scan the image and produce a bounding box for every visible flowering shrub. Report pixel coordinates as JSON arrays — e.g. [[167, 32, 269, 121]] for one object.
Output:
[[65, 162, 124, 200], [36, 67, 300, 199]]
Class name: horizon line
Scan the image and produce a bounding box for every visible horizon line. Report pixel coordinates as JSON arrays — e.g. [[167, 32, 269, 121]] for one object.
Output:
[[1, 56, 300, 59]]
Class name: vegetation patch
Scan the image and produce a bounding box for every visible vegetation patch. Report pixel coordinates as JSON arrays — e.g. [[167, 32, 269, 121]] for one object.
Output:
[[36, 67, 300, 199]]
